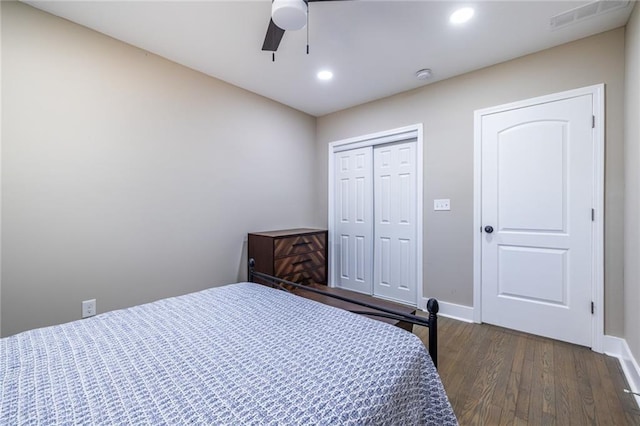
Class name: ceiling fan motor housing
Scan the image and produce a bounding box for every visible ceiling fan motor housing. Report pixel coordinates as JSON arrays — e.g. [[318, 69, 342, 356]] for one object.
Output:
[[272, 0, 308, 31]]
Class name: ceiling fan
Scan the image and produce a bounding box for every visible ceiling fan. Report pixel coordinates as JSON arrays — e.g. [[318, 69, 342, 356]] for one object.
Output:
[[262, 0, 339, 53]]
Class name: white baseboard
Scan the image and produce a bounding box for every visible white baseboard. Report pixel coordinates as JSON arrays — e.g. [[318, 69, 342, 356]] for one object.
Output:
[[420, 298, 474, 323], [603, 335, 640, 408]]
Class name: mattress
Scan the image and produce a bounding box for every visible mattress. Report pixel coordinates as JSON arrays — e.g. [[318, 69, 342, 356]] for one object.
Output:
[[1, 282, 457, 425]]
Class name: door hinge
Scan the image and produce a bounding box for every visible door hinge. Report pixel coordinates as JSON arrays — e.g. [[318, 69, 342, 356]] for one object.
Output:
[[591, 301, 595, 314], [591, 208, 595, 221], [592, 115, 596, 128]]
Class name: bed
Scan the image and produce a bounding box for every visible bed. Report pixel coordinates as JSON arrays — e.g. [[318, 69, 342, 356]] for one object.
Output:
[[1, 273, 457, 424]]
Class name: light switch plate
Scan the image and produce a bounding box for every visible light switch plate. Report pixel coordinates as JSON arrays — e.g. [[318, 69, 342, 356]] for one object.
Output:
[[434, 199, 451, 211]]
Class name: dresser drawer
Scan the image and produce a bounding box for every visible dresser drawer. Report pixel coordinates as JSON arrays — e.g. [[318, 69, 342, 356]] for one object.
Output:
[[274, 252, 325, 275], [274, 233, 325, 258], [281, 268, 326, 286]]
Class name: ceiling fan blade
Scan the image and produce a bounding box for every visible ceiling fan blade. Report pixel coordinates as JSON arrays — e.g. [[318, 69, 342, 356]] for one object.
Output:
[[262, 18, 285, 52]]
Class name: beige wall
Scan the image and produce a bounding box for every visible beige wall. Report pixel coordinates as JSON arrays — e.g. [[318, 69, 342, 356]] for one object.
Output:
[[625, 3, 640, 366], [1, 2, 318, 336], [316, 28, 626, 336]]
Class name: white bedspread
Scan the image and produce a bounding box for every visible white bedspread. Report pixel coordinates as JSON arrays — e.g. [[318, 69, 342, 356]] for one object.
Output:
[[1, 282, 457, 425]]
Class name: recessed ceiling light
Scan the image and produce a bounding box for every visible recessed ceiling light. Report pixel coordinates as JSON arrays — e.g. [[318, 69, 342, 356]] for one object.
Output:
[[450, 7, 474, 24], [317, 70, 333, 81]]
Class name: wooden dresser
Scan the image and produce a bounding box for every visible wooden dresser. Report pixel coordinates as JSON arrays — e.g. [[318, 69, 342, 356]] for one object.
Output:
[[248, 228, 327, 286]]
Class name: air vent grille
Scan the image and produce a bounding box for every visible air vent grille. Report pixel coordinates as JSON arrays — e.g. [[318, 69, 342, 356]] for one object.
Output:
[[550, 0, 630, 30]]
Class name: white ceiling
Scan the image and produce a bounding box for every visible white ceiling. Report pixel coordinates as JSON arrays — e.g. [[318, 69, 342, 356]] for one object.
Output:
[[25, 0, 634, 117]]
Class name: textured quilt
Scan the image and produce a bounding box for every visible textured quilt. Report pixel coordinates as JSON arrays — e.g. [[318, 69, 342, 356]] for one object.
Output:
[[1, 282, 457, 425]]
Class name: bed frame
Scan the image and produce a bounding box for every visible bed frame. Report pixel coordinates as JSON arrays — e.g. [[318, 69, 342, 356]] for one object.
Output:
[[248, 258, 440, 367]]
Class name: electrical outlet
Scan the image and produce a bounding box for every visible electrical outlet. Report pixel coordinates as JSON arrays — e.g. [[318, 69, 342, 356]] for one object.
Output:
[[82, 299, 96, 318], [434, 198, 451, 211]]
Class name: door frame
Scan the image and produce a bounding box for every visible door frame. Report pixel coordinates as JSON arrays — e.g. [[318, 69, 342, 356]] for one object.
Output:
[[328, 124, 424, 306], [473, 84, 605, 352]]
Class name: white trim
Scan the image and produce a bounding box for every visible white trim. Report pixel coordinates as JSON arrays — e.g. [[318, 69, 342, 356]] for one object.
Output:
[[416, 126, 424, 309], [332, 129, 419, 153], [329, 124, 420, 150], [327, 124, 424, 307], [473, 84, 605, 352], [420, 298, 474, 323], [327, 142, 335, 289], [591, 85, 605, 353], [473, 106, 482, 324], [603, 335, 640, 409], [603, 335, 623, 357]]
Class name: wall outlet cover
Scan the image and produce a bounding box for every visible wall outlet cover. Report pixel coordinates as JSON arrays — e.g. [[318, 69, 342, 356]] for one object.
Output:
[[82, 299, 96, 318]]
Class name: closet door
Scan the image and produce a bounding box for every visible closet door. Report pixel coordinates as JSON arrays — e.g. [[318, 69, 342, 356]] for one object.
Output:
[[334, 147, 373, 294], [373, 142, 417, 304]]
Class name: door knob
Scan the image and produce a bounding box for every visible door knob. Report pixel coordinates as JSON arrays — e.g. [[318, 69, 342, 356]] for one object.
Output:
[[484, 226, 494, 234]]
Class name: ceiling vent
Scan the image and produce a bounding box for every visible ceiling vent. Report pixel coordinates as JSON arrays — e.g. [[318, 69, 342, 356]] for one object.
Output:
[[550, 0, 630, 30]]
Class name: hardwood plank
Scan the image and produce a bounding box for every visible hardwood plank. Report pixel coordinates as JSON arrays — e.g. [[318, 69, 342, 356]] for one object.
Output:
[[592, 353, 627, 425], [447, 325, 491, 419], [604, 355, 640, 424], [438, 318, 470, 362], [456, 325, 503, 424], [572, 345, 597, 424], [513, 335, 535, 423], [553, 341, 578, 424], [498, 333, 526, 426], [437, 321, 483, 405], [540, 338, 556, 425], [528, 337, 556, 425], [527, 337, 544, 425], [462, 328, 505, 424], [487, 325, 518, 421]]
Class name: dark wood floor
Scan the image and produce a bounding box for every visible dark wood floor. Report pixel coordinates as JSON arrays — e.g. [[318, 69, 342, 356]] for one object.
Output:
[[413, 317, 640, 425]]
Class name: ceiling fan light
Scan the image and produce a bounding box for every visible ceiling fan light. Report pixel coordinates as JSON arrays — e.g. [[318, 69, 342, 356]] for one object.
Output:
[[272, 0, 307, 31]]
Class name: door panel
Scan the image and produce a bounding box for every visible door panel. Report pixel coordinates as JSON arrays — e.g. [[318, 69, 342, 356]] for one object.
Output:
[[373, 142, 417, 304], [498, 122, 567, 232], [498, 246, 567, 304], [334, 147, 373, 294], [481, 94, 593, 347]]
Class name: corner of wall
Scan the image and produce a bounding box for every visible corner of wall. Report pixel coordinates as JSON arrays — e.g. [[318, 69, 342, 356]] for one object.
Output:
[[624, 0, 640, 392]]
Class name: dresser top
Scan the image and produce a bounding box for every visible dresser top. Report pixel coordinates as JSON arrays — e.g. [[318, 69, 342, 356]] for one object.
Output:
[[249, 228, 327, 238]]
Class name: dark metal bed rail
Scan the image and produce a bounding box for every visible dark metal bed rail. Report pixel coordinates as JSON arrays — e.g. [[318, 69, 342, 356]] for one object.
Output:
[[248, 258, 439, 368]]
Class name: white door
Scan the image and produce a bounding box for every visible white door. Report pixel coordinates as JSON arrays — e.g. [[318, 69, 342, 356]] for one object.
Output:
[[481, 94, 594, 347], [334, 147, 373, 294], [373, 143, 417, 304]]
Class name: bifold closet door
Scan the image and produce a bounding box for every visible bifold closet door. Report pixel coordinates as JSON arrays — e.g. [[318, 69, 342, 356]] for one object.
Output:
[[334, 147, 373, 294], [373, 142, 417, 304]]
